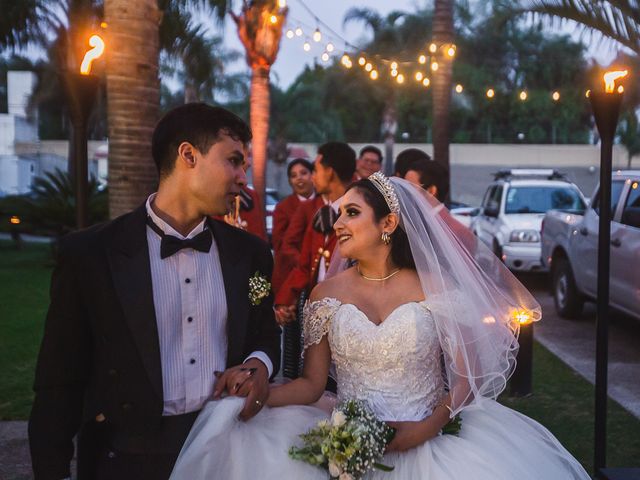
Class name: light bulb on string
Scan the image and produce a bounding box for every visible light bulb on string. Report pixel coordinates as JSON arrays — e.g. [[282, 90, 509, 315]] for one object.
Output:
[[618, 85, 625, 93], [415, 71, 423, 82], [313, 28, 322, 42], [447, 45, 456, 57], [358, 56, 366, 66], [486, 88, 495, 98], [455, 84, 463, 93], [422, 77, 430, 87], [519, 90, 528, 101], [321, 52, 330, 62], [295, 27, 303, 36], [365, 62, 373, 72], [326, 42, 334, 52], [552, 91, 560, 101], [429, 43, 437, 53], [390, 61, 398, 70], [269, 15, 278, 24], [342, 54, 350, 64], [303, 41, 311, 52], [418, 55, 427, 64], [585, 89, 591, 98], [278, 0, 287, 7], [370, 70, 378, 80], [431, 62, 439, 72], [390, 69, 398, 77], [397, 74, 405, 84], [286, 29, 294, 39]]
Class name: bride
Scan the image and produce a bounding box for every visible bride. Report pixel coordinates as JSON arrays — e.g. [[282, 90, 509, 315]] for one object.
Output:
[[170, 173, 590, 479]]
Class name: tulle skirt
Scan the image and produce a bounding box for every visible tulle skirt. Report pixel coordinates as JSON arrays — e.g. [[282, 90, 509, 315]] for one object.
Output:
[[170, 397, 590, 479]]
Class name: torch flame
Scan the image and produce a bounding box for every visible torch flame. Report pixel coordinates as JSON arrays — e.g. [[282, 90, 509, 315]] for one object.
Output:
[[80, 35, 105, 75], [603, 70, 628, 93]]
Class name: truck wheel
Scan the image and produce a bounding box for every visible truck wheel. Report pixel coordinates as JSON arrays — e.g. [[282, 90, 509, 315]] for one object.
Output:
[[553, 258, 584, 319]]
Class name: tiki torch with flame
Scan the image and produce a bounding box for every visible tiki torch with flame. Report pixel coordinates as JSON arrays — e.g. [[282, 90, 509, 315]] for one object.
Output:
[[62, 33, 105, 228], [589, 68, 627, 474]]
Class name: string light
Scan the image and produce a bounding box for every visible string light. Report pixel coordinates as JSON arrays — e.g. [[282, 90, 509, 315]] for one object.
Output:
[[321, 52, 330, 62], [326, 42, 334, 52], [447, 46, 456, 57], [552, 91, 560, 101], [295, 27, 303, 36], [313, 28, 322, 42], [370, 70, 378, 80], [429, 43, 437, 53], [303, 41, 311, 52], [269, 15, 278, 24], [455, 84, 463, 93], [519, 90, 528, 101], [618, 85, 624, 93], [418, 55, 427, 64], [358, 56, 366, 66], [365, 62, 373, 72], [415, 71, 424, 81], [341, 54, 350, 64], [397, 74, 405, 84], [278, 0, 287, 7], [431, 61, 439, 72], [585, 89, 591, 98], [486, 88, 495, 98], [422, 77, 430, 87], [286, 29, 294, 39], [390, 69, 398, 77], [390, 61, 398, 70]]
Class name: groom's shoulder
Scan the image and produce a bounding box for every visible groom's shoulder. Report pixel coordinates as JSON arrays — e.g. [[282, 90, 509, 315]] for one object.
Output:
[[210, 219, 271, 255], [57, 207, 142, 256]]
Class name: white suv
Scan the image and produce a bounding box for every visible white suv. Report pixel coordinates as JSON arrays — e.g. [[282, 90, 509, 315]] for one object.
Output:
[[473, 169, 587, 272]]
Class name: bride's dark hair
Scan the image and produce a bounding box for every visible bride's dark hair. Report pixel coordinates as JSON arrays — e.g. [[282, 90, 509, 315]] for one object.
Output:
[[347, 179, 416, 270]]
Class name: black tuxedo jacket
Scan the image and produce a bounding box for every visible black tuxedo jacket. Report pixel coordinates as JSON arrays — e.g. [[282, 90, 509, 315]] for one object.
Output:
[[28, 205, 281, 480]]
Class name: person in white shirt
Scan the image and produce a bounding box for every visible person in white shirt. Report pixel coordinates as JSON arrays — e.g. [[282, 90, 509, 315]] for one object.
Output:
[[28, 104, 280, 480]]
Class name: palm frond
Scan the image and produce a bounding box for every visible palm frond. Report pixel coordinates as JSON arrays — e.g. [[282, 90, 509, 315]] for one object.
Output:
[[514, 0, 640, 54]]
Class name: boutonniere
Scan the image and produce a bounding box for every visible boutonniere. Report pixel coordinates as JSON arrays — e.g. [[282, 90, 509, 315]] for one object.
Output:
[[248, 271, 271, 306]]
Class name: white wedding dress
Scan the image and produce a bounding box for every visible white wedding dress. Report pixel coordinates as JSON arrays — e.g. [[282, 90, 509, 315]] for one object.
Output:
[[170, 298, 590, 479]]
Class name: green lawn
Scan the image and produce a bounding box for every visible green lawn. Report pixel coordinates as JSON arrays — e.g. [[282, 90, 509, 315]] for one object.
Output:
[[1, 240, 639, 474], [0, 240, 53, 420]]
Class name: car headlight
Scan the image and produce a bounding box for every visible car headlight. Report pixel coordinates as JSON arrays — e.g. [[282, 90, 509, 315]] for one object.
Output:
[[509, 230, 540, 243]]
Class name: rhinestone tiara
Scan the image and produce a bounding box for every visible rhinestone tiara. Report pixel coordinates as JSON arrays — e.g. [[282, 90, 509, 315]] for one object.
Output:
[[368, 172, 400, 214]]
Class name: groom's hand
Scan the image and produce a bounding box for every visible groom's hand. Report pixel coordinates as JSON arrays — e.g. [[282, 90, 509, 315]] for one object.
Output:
[[212, 359, 269, 421], [274, 305, 296, 325]]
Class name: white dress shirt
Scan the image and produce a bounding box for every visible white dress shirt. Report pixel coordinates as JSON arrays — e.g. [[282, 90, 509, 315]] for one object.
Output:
[[145, 195, 272, 415], [317, 196, 342, 283]]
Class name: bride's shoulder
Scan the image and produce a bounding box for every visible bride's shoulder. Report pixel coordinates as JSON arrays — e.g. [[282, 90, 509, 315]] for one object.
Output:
[[308, 267, 355, 303]]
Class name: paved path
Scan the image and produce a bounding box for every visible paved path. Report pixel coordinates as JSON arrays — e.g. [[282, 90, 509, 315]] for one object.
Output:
[[520, 273, 640, 419]]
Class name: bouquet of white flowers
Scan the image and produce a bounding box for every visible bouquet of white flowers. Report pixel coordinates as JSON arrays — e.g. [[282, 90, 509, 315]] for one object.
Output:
[[289, 400, 396, 480]]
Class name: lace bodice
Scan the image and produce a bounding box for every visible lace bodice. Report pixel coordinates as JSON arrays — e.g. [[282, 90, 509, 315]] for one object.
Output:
[[303, 298, 446, 421]]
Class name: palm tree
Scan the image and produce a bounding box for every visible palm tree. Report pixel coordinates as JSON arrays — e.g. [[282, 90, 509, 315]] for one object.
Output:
[[224, 0, 287, 207], [515, 1, 640, 55], [432, 0, 454, 200], [104, 0, 161, 218]]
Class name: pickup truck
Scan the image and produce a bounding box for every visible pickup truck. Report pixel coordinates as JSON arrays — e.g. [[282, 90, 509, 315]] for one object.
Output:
[[541, 170, 640, 320]]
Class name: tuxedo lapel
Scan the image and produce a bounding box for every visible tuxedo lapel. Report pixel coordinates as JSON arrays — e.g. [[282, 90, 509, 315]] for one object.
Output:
[[209, 220, 248, 367], [107, 205, 163, 400]]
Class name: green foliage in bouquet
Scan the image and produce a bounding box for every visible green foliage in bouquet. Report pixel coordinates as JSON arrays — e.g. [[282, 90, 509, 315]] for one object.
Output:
[[289, 400, 395, 479]]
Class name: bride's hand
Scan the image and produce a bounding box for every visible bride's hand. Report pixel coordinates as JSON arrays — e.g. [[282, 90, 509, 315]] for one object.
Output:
[[385, 420, 433, 452]]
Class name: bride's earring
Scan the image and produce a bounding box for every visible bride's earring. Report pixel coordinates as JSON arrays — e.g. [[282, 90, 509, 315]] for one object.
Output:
[[381, 231, 391, 245]]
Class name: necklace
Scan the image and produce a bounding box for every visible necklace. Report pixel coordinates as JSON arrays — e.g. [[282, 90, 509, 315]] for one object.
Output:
[[357, 265, 401, 282]]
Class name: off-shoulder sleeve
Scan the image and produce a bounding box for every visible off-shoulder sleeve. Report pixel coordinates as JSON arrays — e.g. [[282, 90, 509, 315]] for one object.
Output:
[[302, 297, 341, 352]]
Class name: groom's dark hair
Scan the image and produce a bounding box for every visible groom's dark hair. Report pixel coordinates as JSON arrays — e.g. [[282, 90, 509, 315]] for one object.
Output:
[[152, 103, 252, 178]]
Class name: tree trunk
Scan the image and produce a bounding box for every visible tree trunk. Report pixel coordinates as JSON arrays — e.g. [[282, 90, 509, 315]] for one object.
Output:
[[250, 66, 270, 210], [184, 82, 198, 103], [105, 0, 161, 218], [432, 0, 454, 201]]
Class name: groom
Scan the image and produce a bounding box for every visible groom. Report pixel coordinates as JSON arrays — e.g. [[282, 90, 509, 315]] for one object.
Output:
[[28, 104, 281, 480]]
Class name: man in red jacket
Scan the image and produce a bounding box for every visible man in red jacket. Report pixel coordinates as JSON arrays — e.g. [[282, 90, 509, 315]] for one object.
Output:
[[272, 158, 315, 291], [274, 142, 356, 323]]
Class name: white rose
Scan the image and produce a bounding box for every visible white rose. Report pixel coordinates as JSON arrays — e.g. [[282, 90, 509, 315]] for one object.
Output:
[[339, 473, 354, 480], [328, 461, 342, 477], [331, 410, 347, 427]]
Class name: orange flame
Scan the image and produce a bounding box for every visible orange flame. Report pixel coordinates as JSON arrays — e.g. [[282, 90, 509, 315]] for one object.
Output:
[[603, 70, 628, 93], [80, 35, 105, 75]]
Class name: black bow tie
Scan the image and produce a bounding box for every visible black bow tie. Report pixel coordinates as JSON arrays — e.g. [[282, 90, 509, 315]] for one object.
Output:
[[147, 217, 213, 259], [312, 205, 338, 235]]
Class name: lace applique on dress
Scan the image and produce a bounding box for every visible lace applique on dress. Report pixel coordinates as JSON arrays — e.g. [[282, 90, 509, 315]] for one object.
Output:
[[302, 297, 341, 352]]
